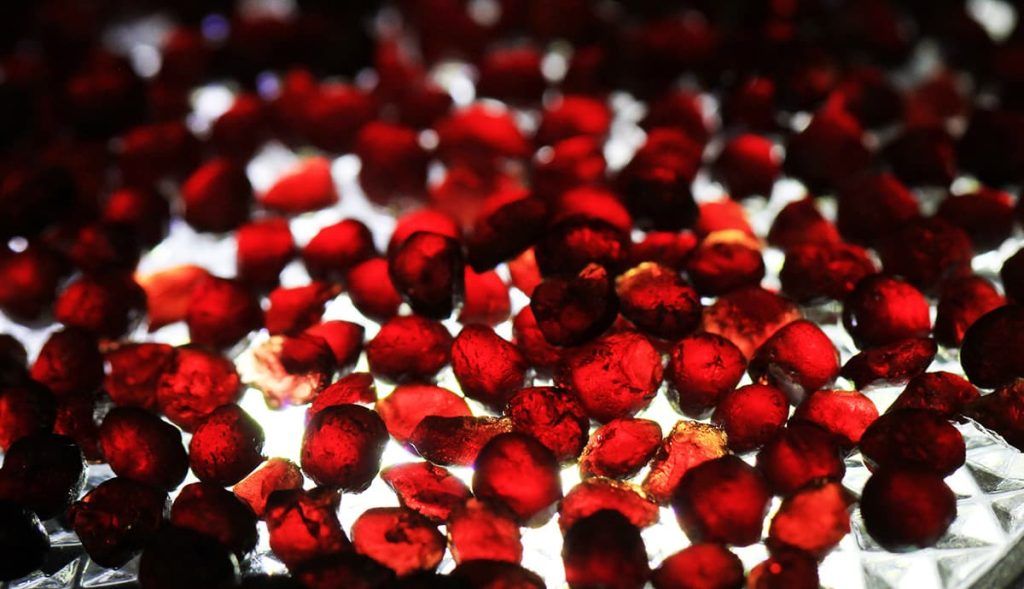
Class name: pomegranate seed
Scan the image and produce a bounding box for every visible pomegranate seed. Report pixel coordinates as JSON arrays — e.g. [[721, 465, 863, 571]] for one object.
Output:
[[181, 157, 252, 232], [665, 333, 746, 418], [351, 507, 445, 576], [878, 217, 973, 292], [137, 264, 211, 331], [301, 404, 388, 491], [892, 371, 980, 417], [69, 477, 167, 567], [260, 157, 338, 213], [118, 121, 200, 185], [302, 219, 376, 281], [780, 242, 876, 303], [63, 223, 139, 273], [376, 384, 470, 445], [188, 404, 265, 486], [0, 433, 87, 519], [703, 287, 802, 359], [563, 510, 650, 589], [138, 526, 240, 589], [643, 421, 729, 504], [749, 319, 840, 404], [171, 482, 259, 558], [843, 274, 931, 348], [104, 343, 175, 411], [0, 382, 56, 451], [409, 415, 513, 466], [389, 231, 464, 319], [265, 282, 337, 336], [672, 455, 771, 546], [860, 468, 956, 551], [233, 458, 304, 518], [466, 192, 547, 272], [534, 218, 628, 277], [301, 84, 376, 153], [531, 263, 618, 347], [615, 262, 702, 340], [447, 498, 522, 564], [250, 335, 335, 408], [841, 337, 938, 389], [512, 306, 567, 371], [652, 544, 745, 589], [934, 275, 1006, 347], [473, 432, 562, 523], [99, 407, 187, 491], [580, 418, 662, 480], [559, 478, 659, 532], [54, 272, 145, 338], [960, 305, 1024, 388], [723, 75, 777, 131], [389, 209, 461, 254], [767, 199, 840, 251], [356, 121, 429, 203], [792, 389, 879, 448], [712, 134, 780, 199], [860, 408, 965, 476], [694, 201, 755, 241], [0, 246, 62, 321], [265, 488, 350, 567], [345, 257, 403, 321], [460, 268, 512, 326], [713, 384, 789, 452], [381, 462, 472, 523], [835, 173, 917, 245], [506, 385, 589, 463], [186, 276, 262, 349], [31, 328, 103, 400], [236, 217, 295, 287], [307, 373, 377, 419], [157, 347, 242, 431], [451, 325, 527, 410], [747, 551, 818, 589], [756, 423, 845, 496], [366, 316, 452, 382], [618, 128, 701, 230], [767, 481, 852, 558], [937, 188, 1015, 251], [965, 380, 1024, 450], [302, 320, 365, 368]]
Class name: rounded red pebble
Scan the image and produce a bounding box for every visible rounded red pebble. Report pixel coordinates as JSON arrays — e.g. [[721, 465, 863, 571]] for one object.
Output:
[[938, 188, 1016, 252], [186, 277, 263, 350], [672, 455, 771, 546], [138, 525, 240, 589], [351, 507, 445, 577], [0, 433, 87, 519], [69, 477, 168, 568], [410, 415, 514, 466], [780, 242, 877, 304], [303, 320, 364, 369], [860, 408, 965, 475], [843, 274, 931, 348], [0, 382, 56, 451], [460, 268, 512, 326], [54, 394, 101, 461], [792, 389, 878, 448], [389, 209, 461, 254], [344, 257, 403, 321], [687, 234, 766, 296], [749, 319, 840, 404], [104, 343, 176, 411], [768, 482, 852, 558], [580, 418, 662, 480], [860, 468, 956, 551], [301, 404, 388, 491], [302, 219, 376, 281], [559, 478, 659, 532], [702, 287, 802, 359], [0, 246, 62, 321], [840, 337, 937, 389], [233, 458, 304, 517], [171, 482, 258, 558], [558, 331, 663, 423], [563, 510, 651, 589], [451, 325, 527, 410], [376, 384, 470, 444], [307, 373, 376, 419], [31, 328, 103, 399], [767, 199, 840, 251], [615, 262, 702, 340], [665, 333, 746, 418], [265, 488, 350, 567], [382, 462, 472, 523], [712, 134, 780, 199], [260, 157, 338, 214], [965, 380, 1024, 450], [181, 157, 252, 232], [652, 543, 745, 589], [531, 262, 619, 347], [356, 121, 429, 203], [188, 404, 265, 486], [236, 218, 294, 287], [447, 498, 523, 564], [935, 275, 1006, 347], [54, 273, 146, 338], [512, 306, 566, 371], [835, 172, 917, 244], [388, 231, 464, 319], [644, 422, 729, 505], [534, 218, 628, 277], [960, 305, 1024, 388], [877, 217, 973, 292], [265, 282, 336, 336], [366, 316, 452, 382], [506, 386, 589, 463], [138, 265, 211, 330], [756, 423, 845, 496], [747, 551, 819, 589], [891, 371, 980, 417], [99, 407, 188, 491], [473, 432, 563, 524], [785, 107, 869, 193], [156, 347, 241, 431], [713, 384, 789, 452], [465, 192, 547, 272]]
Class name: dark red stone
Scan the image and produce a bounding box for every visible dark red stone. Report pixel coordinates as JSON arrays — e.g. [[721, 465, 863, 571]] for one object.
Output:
[[302, 219, 376, 281], [171, 482, 258, 558], [376, 384, 470, 445], [293, 552, 395, 589], [156, 347, 242, 431], [937, 188, 1015, 251], [30, 328, 103, 399], [447, 498, 522, 564], [265, 282, 337, 336], [702, 287, 802, 359], [473, 432, 562, 523], [628, 231, 698, 271], [843, 274, 931, 348], [934, 275, 1006, 347], [767, 482, 852, 559], [301, 404, 388, 491], [465, 192, 546, 272], [388, 231, 464, 319], [756, 423, 846, 496], [652, 544, 745, 589], [236, 217, 295, 287], [345, 257, 403, 321], [835, 173, 917, 245], [303, 320, 365, 369], [356, 121, 428, 203], [671, 455, 770, 546], [451, 325, 527, 410], [877, 217, 973, 292], [506, 385, 589, 463], [532, 136, 607, 203], [780, 242, 876, 304], [138, 265, 211, 331], [964, 380, 1024, 450], [580, 418, 662, 480], [0, 246, 62, 321], [860, 468, 956, 551], [784, 106, 870, 192], [307, 373, 377, 419], [792, 389, 879, 448], [891, 371, 980, 417], [531, 263, 618, 347], [105, 343, 175, 411], [534, 218, 628, 277], [188, 404, 265, 486], [435, 104, 530, 173], [99, 407, 187, 491], [666, 333, 746, 418], [186, 276, 262, 350], [265, 488, 350, 567], [0, 433, 86, 519], [767, 199, 841, 251], [1003, 248, 1024, 304], [559, 478, 659, 533], [366, 316, 452, 382], [643, 422, 728, 505], [642, 90, 709, 144], [960, 305, 1024, 388], [712, 134, 780, 199], [459, 269, 511, 326], [860, 408, 964, 476], [563, 510, 650, 589], [476, 46, 545, 104], [713, 384, 789, 452], [233, 458, 304, 517], [616, 262, 702, 340], [749, 319, 840, 404], [536, 95, 611, 146], [53, 393, 101, 461], [409, 415, 513, 466], [69, 477, 167, 568], [840, 337, 937, 389], [181, 158, 251, 232], [351, 507, 445, 576], [618, 129, 700, 230], [381, 462, 472, 523], [884, 126, 956, 187], [512, 306, 566, 371], [54, 272, 145, 338]]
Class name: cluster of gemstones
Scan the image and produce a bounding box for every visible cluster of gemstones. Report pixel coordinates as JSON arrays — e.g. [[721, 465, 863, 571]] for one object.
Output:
[[1, 0, 1024, 588]]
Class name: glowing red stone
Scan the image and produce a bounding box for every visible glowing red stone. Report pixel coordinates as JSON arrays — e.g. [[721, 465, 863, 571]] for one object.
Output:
[[259, 157, 338, 214], [534, 219, 628, 277], [376, 384, 470, 445], [356, 121, 428, 203], [506, 385, 589, 463], [965, 380, 1024, 450], [891, 371, 980, 417], [643, 422, 729, 504], [186, 276, 262, 349], [860, 468, 956, 551], [388, 231, 464, 319], [409, 415, 513, 466], [843, 274, 931, 348], [835, 173, 917, 245], [768, 199, 840, 251], [30, 328, 103, 399], [156, 347, 242, 431], [934, 276, 1006, 347], [937, 188, 1016, 252], [351, 507, 445, 577], [562, 510, 650, 589], [307, 373, 377, 419], [99, 407, 188, 491], [303, 320, 365, 369], [792, 389, 879, 448], [784, 106, 870, 193], [381, 462, 472, 523], [104, 343, 175, 411], [302, 219, 376, 281], [366, 316, 452, 382], [181, 158, 252, 232], [665, 333, 746, 418], [301, 404, 388, 491], [236, 217, 294, 287], [767, 482, 852, 558], [749, 319, 840, 404], [559, 478, 659, 532], [702, 287, 802, 359], [841, 337, 937, 389], [652, 544, 745, 589], [877, 217, 973, 292], [250, 335, 335, 408], [447, 498, 522, 564], [472, 432, 563, 523], [615, 262, 702, 340], [579, 418, 662, 480], [451, 325, 527, 410], [780, 242, 876, 304], [512, 306, 566, 371], [264, 282, 336, 336], [233, 458, 304, 517], [712, 134, 780, 199], [265, 488, 350, 567], [713, 384, 789, 452], [459, 268, 512, 326], [531, 263, 618, 347], [188, 404, 265, 486], [672, 455, 771, 546], [345, 257, 403, 321], [170, 482, 259, 558], [0, 382, 55, 451]]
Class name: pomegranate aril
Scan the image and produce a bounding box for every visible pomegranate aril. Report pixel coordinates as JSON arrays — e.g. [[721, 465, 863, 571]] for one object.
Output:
[[965, 380, 1024, 450], [652, 544, 745, 589], [259, 156, 338, 214], [366, 316, 452, 382], [665, 332, 746, 418], [302, 219, 376, 281], [265, 487, 350, 567], [410, 415, 513, 466], [351, 507, 445, 577], [99, 407, 187, 491], [188, 404, 265, 486], [31, 328, 103, 399], [532, 136, 607, 203], [233, 458, 304, 517], [618, 129, 701, 231], [767, 482, 852, 559], [459, 268, 512, 326], [138, 265, 211, 331], [181, 157, 252, 232], [507, 385, 589, 463], [0, 382, 56, 451], [937, 187, 1015, 252], [138, 526, 240, 589], [389, 209, 461, 254], [171, 482, 259, 558], [302, 320, 364, 369], [712, 134, 780, 199], [616, 262, 702, 340], [860, 468, 956, 551], [54, 394, 101, 461], [0, 433, 87, 519], [451, 325, 527, 410], [301, 404, 388, 491], [531, 263, 618, 347], [388, 231, 464, 319], [307, 373, 377, 419], [465, 192, 547, 272], [356, 121, 428, 203], [156, 347, 242, 431], [476, 46, 545, 104], [447, 498, 522, 564], [512, 306, 566, 371], [535, 95, 611, 146], [672, 455, 771, 546], [249, 335, 335, 408], [345, 257, 403, 321], [642, 90, 709, 144], [265, 282, 337, 336], [69, 477, 167, 568], [702, 287, 802, 359], [186, 276, 262, 350], [381, 462, 472, 523], [435, 104, 530, 173], [559, 478, 659, 532], [892, 371, 980, 417], [643, 421, 728, 505], [960, 304, 1024, 389], [104, 343, 175, 411], [628, 230, 698, 271], [756, 423, 845, 497], [695, 202, 756, 240], [792, 389, 879, 449], [840, 337, 938, 389], [376, 384, 470, 445], [768, 199, 841, 251], [473, 432, 562, 524], [780, 242, 877, 304], [53, 272, 145, 338], [562, 510, 650, 589], [713, 384, 788, 453], [580, 418, 662, 480], [934, 275, 1006, 347], [749, 319, 840, 404], [236, 217, 295, 287], [843, 274, 931, 348]]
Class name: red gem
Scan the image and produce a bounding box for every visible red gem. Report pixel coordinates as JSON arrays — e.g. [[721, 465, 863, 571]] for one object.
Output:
[[265, 488, 350, 567], [666, 333, 747, 418], [580, 418, 662, 480], [376, 384, 470, 445], [301, 404, 388, 491], [617, 128, 701, 230], [535, 95, 612, 146], [137, 265, 211, 331], [30, 328, 103, 400], [0, 433, 87, 519], [170, 482, 259, 558], [756, 423, 846, 496], [265, 282, 336, 336], [713, 384, 789, 452], [210, 93, 269, 161], [531, 263, 618, 347], [69, 477, 167, 568], [0, 246, 62, 321], [836, 173, 917, 245], [301, 84, 376, 153], [236, 218, 294, 287], [451, 325, 527, 410], [54, 273, 145, 338], [878, 217, 973, 292], [891, 371, 979, 417], [860, 468, 956, 551], [532, 136, 607, 202], [355, 121, 428, 203], [156, 347, 242, 431], [435, 104, 530, 173], [749, 319, 840, 404], [54, 394, 101, 461], [884, 126, 956, 187], [507, 385, 589, 463], [181, 158, 252, 232], [616, 262, 702, 340], [101, 187, 169, 247], [965, 380, 1024, 450], [188, 404, 265, 486], [562, 510, 650, 589], [534, 219, 628, 277], [961, 305, 1024, 388], [643, 421, 728, 505], [186, 276, 262, 349], [302, 219, 376, 281], [672, 455, 771, 546], [345, 257, 403, 321], [937, 188, 1015, 252], [472, 432, 562, 523], [702, 287, 802, 359], [302, 320, 364, 369], [351, 507, 446, 576], [0, 382, 56, 451], [459, 268, 512, 326], [712, 134, 780, 199], [409, 415, 513, 466], [388, 231, 464, 319], [843, 274, 931, 348], [767, 482, 852, 559], [652, 544, 745, 589], [934, 275, 1005, 347], [307, 373, 377, 420], [381, 462, 471, 523], [792, 389, 878, 448], [860, 408, 965, 476], [99, 407, 187, 491], [642, 90, 709, 144], [447, 498, 522, 564], [559, 478, 659, 533], [250, 335, 335, 408], [389, 209, 461, 254], [512, 306, 566, 371], [780, 242, 876, 304], [466, 192, 546, 272], [629, 231, 698, 271], [767, 198, 841, 251], [841, 337, 937, 389], [233, 458, 304, 517], [366, 316, 452, 382]]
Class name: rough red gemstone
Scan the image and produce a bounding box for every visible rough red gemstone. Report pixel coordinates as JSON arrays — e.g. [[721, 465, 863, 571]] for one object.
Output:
[[0, 382, 56, 451], [265, 488, 350, 567], [69, 477, 167, 568], [104, 343, 175, 411], [459, 268, 512, 326], [381, 462, 472, 523], [964, 380, 1024, 450], [580, 418, 662, 480], [934, 275, 1006, 347], [99, 407, 187, 491], [843, 274, 931, 348], [1003, 248, 1024, 304], [615, 262, 702, 340], [303, 320, 365, 369], [558, 331, 664, 423], [376, 384, 470, 445], [767, 482, 852, 559], [749, 319, 840, 404], [841, 337, 937, 389], [835, 173, 917, 245], [756, 423, 845, 496], [642, 90, 709, 144], [784, 106, 870, 192], [366, 316, 452, 382], [672, 455, 771, 546], [476, 46, 545, 104], [466, 192, 547, 273], [171, 482, 259, 558], [0, 246, 62, 321], [531, 263, 618, 347], [388, 231, 464, 319], [652, 543, 745, 589], [54, 272, 145, 338], [532, 136, 607, 203], [860, 468, 956, 551], [512, 306, 567, 371], [549, 187, 633, 236], [712, 134, 780, 199], [307, 373, 377, 419], [260, 157, 338, 214], [506, 385, 589, 463], [617, 129, 700, 230], [892, 371, 980, 417], [447, 498, 523, 564], [628, 230, 698, 271], [301, 404, 388, 491], [702, 287, 802, 359], [302, 219, 376, 281], [409, 415, 512, 466], [389, 209, 461, 254], [301, 84, 377, 153], [156, 347, 242, 431], [780, 242, 876, 304], [937, 188, 1015, 251], [265, 282, 337, 336], [356, 121, 428, 203], [643, 421, 729, 504], [884, 126, 956, 187], [767, 199, 840, 251], [713, 384, 789, 452], [233, 458, 304, 517], [0, 433, 87, 519], [563, 510, 650, 589], [137, 265, 211, 331], [860, 408, 965, 476], [186, 276, 262, 349], [435, 104, 530, 173], [792, 389, 879, 448], [747, 551, 819, 589], [473, 432, 562, 523], [878, 217, 973, 292], [534, 218, 628, 277], [351, 507, 445, 577], [236, 217, 295, 287], [665, 333, 746, 418], [210, 93, 269, 161], [451, 325, 527, 410], [181, 158, 252, 232], [54, 394, 101, 461], [345, 257, 403, 321], [250, 335, 334, 408], [559, 478, 659, 532], [188, 404, 265, 486], [535, 95, 612, 146], [31, 328, 103, 399], [960, 305, 1024, 388]]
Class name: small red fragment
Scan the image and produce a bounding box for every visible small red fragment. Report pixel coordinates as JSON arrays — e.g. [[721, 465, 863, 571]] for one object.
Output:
[[512, 306, 566, 371], [628, 230, 698, 271], [99, 407, 188, 491], [860, 468, 956, 551], [713, 384, 789, 452], [473, 432, 563, 523], [580, 418, 662, 480], [233, 458, 304, 517], [104, 343, 175, 411], [181, 157, 252, 232], [188, 404, 265, 486], [31, 328, 103, 399], [409, 415, 513, 466], [351, 507, 445, 577], [672, 455, 771, 546], [236, 217, 294, 287], [643, 421, 729, 504], [301, 404, 388, 491], [69, 477, 167, 568], [767, 482, 853, 558], [307, 373, 377, 419], [302, 320, 365, 369], [345, 257, 403, 321], [302, 219, 376, 281], [615, 262, 702, 340], [780, 242, 876, 303], [860, 408, 965, 476], [381, 462, 472, 523], [712, 134, 780, 199], [157, 347, 242, 431], [459, 268, 512, 326], [451, 325, 527, 410], [376, 384, 470, 444], [265, 488, 350, 567], [891, 371, 980, 417], [840, 337, 937, 389], [447, 498, 522, 564], [934, 275, 1005, 347], [366, 316, 452, 382], [265, 282, 337, 336], [388, 231, 464, 319], [507, 385, 589, 463], [749, 319, 840, 404], [260, 157, 338, 214], [747, 551, 819, 589], [843, 274, 931, 348], [792, 389, 879, 448], [756, 423, 846, 496]]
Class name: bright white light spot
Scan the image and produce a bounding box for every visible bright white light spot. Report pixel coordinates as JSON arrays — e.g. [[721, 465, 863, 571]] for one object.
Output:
[[246, 142, 299, 193], [432, 62, 477, 106], [468, 0, 501, 27], [541, 51, 568, 83], [418, 129, 439, 150], [188, 84, 236, 135], [7, 237, 28, 253], [130, 44, 162, 79], [240, 0, 298, 19], [968, 0, 1017, 41]]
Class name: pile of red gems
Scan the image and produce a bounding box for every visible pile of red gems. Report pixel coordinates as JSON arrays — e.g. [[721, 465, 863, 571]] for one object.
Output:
[[2, 0, 1024, 587]]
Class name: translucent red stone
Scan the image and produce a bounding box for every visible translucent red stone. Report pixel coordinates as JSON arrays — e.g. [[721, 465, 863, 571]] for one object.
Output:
[[702, 287, 802, 359], [506, 385, 589, 463], [459, 269, 512, 326], [188, 404, 265, 486], [236, 218, 295, 287], [0, 382, 56, 451], [628, 230, 698, 271], [840, 337, 938, 389], [104, 343, 175, 411], [99, 407, 188, 491], [749, 319, 840, 404], [465, 192, 547, 272], [30, 328, 103, 399], [965, 380, 1024, 450], [860, 408, 965, 476], [652, 544, 745, 589], [355, 121, 428, 203], [259, 157, 338, 214], [250, 335, 335, 408], [171, 482, 259, 558], [181, 157, 252, 232], [477, 46, 545, 104], [69, 477, 167, 568], [0, 433, 87, 519], [54, 273, 145, 338], [672, 455, 771, 546], [934, 276, 1006, 347], [531, 263, 618, 347], [878, 217, 973, 292], [381, 462, 472, 523], [580, 418, 662, 480], [302, 219, 376, 281], [792, 389, 879, 448], [559, 478, 659, 532], [512, 306, 566, 371], [615, 262, 702, 340], [780, 242, 876, 304], [562, 510, 650, 589], [747, 551, 819, 589], [265, 488, 350, 567], [264, 282, 336, 336], [643, 422, 729, 505], [618, 129, 701, 231], [665, 333, 746, 418], [137, 265, 211, 331], [54, 394, 101, 461], [843, 274, 931, 348], [960, 304, 1024, 388], [712, 134, 780, 199], [536, 95, 612, 146], [473, 432, 562, 523], [891, 371, 980, 417], [366, 316, 452, 382], [767, 482, 852, 558], [937, 187, 1015, 251], [767, 199, 840, 251], [351, 507, 445, 577], [447, 498, 522, 564], [156, 347, 242, 431], [713, 384, 789, 452], [376, 384, 470, 445], [451, 325, 528, 410], [307, 373, 377, 419], [303, 320, 365, 369], [233, 458, 304, 517], [534, 219, 628, 277], [186, 276, 262, 349], [0, 246, 62, 321], [860, 468, 956, 551], [409, 415, 513, 466], [345, 257, 403, 321], [301, 404, 388, 491], [388, 231, 464, 319]]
